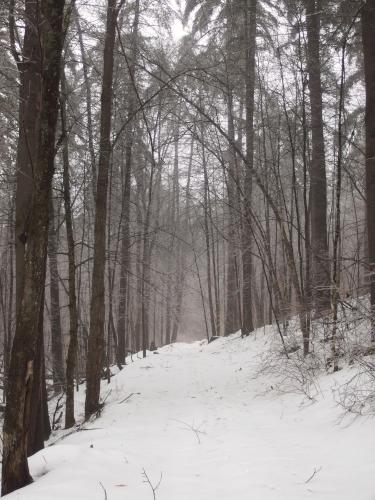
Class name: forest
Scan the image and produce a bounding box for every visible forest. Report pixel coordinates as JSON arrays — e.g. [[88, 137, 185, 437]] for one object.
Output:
[[0, 0, 374, 497]]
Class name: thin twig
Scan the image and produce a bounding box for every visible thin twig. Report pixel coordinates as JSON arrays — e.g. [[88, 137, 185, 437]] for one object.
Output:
[[172, 419, 206, 444], [142, 468, 163, 500], [119, 392, 141, 404], [99, 481, 107, 500], [305, 466, 322, 484]]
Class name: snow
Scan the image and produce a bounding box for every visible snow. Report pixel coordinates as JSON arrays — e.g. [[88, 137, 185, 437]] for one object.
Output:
[[4, 329, 375, 499]]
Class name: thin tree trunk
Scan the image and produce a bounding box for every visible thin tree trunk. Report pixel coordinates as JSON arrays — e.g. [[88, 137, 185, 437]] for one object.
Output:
[[117, 0, 140, 363], [242, 0, 257, 336], [61, 73, 79, 429], [85, 0, 119, 419], [202, 136, 217, 339], [225, 90, 240, 335], [331, 44, 346, 373], [171, 119, 184, 343], [135, 168, 144, 352], [48, 198, 65, 393]]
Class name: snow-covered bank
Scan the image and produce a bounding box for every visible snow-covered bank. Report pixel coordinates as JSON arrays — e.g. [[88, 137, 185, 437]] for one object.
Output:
[[4, 330, 375, 499]]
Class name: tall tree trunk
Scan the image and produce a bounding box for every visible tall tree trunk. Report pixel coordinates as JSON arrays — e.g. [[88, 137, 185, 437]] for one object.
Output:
[[362, 0, 375, 340], [141, 235, 151, 357], [171, 117, 185, 343], [242, 0, 257, 336], [331, 40, 347, 371], [48, 198, 65, 393], [85, 0, 119, 419], [225, 90, 240, 335], [2, 0, 66, 493], [141, 123, 159, 356], [224, 0, 240, 336], [202, 132, 217, 339], [61, 73, 79, 429], [117, 0, 140, 363], [11, 0, 50, 455], [305, 0, 330, 312], [135, 167, 144, 352], [209, 191, 221, 336], [117, 148, 132, 362]]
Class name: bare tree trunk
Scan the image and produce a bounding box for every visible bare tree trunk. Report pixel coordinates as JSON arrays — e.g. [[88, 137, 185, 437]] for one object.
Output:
[[117, 0, 140, 363], [305, 0, 330, 312], [85, 0, 119, 419], [60, 73, 79, 429], [164, 140, 175, 345], [171, 118, 185, 343], [331, 42, 346, 372], [225, 90, 240, 335], [48, 198, 65, 393], [202, 134, 217, 339], [12, 0, 40, 312], [224, 0, 240, 336], [209, 189, 221, 336], [141, 235, 151, 357], [2, 0, 65, 493], [10, 0, 50, 455], [135, 167, 144, 352], [165, 284, 172, 345], [362, 0, 375, 340], [141, 123, 159, 357], [117, 150, 132, 362], [242, 0, 257, 336], [106, 152, 115, 373]]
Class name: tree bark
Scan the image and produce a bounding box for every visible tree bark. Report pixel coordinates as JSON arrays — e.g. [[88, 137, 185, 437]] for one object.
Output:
[[26, 323, 51, 456], [2, 0, 66, 493], [117, 0, 140, 363], [60, 73, 79, 429], [224, 0, 240, 336], [48, 198, 65, 393], [202, 129, 217, 339], [225, 90, 240, 335], [85, 0, 119, 419], [9, 0, 51, 459], [305, 0, 330, 312], [171, 117, 185, 343], [242, 0, 257, 336], [362, 0, 375, 339], [15, 0, 47, 449], [13, 1, 40, 310]]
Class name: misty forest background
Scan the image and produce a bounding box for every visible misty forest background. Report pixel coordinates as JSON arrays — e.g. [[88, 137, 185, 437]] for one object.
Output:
[[0, 0, 374, 495]]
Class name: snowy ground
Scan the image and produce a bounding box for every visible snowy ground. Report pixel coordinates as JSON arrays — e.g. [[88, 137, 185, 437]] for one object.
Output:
[[4, 328, 375, 499]]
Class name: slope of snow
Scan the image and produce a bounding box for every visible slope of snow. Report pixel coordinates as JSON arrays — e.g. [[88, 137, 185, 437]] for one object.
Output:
[[4, 329, 375, 499]]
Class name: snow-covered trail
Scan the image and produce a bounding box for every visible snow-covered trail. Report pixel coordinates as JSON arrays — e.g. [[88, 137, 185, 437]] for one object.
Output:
[[6, 332, 375, 499]]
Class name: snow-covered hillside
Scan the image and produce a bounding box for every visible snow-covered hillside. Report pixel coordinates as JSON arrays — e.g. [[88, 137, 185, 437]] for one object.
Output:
[[4, 329, 375, 499]]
